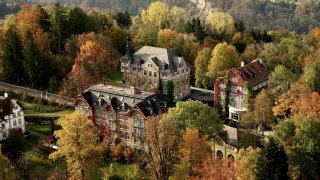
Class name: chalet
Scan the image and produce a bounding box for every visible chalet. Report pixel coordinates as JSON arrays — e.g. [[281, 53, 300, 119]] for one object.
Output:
[[214, 59, 269, 121], [0, 93, 25, 141], [120, 44, 191, 101], [75, 84, 167, 148]]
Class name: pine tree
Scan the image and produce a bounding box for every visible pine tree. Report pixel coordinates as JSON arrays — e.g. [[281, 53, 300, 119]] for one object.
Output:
[[23, 29, 43, 88], [256, 138, 288, 180], [1, 26, 24, 84]]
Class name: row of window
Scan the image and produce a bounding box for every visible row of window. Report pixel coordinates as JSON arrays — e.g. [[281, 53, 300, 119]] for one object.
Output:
[[1, 119, 22, 129], [252, 80, 268, 91]]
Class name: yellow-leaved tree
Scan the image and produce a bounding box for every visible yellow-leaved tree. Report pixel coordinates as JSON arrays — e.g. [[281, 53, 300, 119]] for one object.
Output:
[[49, 111, 104, 179]]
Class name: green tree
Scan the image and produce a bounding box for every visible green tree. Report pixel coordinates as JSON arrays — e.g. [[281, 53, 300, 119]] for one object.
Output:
[[195, 48, 211, 87], [268, 65, 297, 98], [164, 100, 222, 136], [0, 146, 16, 180], [206, 43, 240, 80], [302, 56, 320, 91], [23, 29, 44, 88], [256, 138, 288, 180], [168, 6, 187, 32], [259, 43, 280, 71], [205, 12, 235, 40], [1, 26, 24, 84], [141, 1, 169, 29], [68, 7, 89, 35], [114, 10, 132, 28], [49, 111, 104, 179]]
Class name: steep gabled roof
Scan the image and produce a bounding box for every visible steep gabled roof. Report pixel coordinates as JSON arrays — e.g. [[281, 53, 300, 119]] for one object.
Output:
[[236, 59, 269, 86], [0, 97, 15, 120]]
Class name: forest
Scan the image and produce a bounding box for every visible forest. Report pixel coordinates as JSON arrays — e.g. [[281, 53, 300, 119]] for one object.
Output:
[[0, 1, 320, 179]]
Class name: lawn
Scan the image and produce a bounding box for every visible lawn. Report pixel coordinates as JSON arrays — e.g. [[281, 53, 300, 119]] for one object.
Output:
[[26, 124, 54, 136], [19, 101, 72, 117], [106, 70, 123, 85]]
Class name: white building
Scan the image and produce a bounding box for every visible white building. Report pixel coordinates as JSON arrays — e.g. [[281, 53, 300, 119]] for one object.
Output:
[[0, 93, 25, 141]]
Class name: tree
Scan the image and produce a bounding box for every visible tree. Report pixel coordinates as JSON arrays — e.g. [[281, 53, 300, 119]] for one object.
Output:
[[302, 56, 320, 91], [190, 156, 246, 179], [310, 27, 320, 49], [205, 12, 235, 40], [175, 129, 211, 177], [114, 10, 132, 28], [164, 100, 222, 136], [141, 1, 169, 29], [49, 111, 104, 179], [0, 147, 16, 180], [185, 18, 205, 42], [256, 138, 288, 180], [1, 128, 25, 163], [268, 65, 297, 98], [68, 7, 89, 35], [143, 115, 181, 180], [1, 26, 24, 84], [241, 43, 261, 63], [168, 6, 187, 32], [237, 146, 261, 180], [242, 89, 276, 131], [195, 48, 211, 88], [23, 29, 44, 88], [259, 43, 280, 71], [206, 43, 240, 80]]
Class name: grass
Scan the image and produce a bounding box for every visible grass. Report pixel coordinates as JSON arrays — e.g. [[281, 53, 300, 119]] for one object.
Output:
[[19, 101, 72, 117], [106, 70, 123, 85], [26, 124, 54, 136]]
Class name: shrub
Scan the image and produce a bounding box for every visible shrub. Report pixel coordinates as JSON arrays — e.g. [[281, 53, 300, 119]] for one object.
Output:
[[34, 138, 54, 159], [111, 144, 125, 162], [31, 104, 60, 113]]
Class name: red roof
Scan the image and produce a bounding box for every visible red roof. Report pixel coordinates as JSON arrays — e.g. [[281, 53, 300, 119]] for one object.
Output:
[[236, 59, 269, 85]]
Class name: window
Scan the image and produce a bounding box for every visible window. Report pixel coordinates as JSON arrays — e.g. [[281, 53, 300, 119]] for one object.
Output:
[[13, 120, 17, 127], [17, 112, 21, 117], [102, 130, 106, 136], [231, 77, 236, 82], [229, 93, 235, 99], [148, 64, 152, 68], [102, 120, 106, 126], [149, 71, 152, 76], [231, 113, 239, 121], [108, 112, 114, 121], [125, 133, 130, 140], [154, 72, 157, 77], [95, 119, 100, 125], [144, 70, 147, 76], [162, 72, 167, 77], [18, 119, 22, 125], [133, 117, 138, 126], [125, 125, 128, 130], [3, 132, 6, 138], [140, 119, 144, 127], [110, 131, 115, 137], [121, 132, 125, 138], [119, 114, 123, 119], [1, 124, 5, 130]]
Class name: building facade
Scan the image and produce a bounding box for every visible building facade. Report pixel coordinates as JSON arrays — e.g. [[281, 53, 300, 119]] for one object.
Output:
[[214, 59, 270, 121], [0, 94, 25, 141], [75, 84, 167, 148], [120, 45, 191, 101]]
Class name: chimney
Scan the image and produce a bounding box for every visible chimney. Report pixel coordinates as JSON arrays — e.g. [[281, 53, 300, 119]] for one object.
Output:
[[4, 93, 8, 98], [241, 61, 245, 67], [130, 86, 136, 95]]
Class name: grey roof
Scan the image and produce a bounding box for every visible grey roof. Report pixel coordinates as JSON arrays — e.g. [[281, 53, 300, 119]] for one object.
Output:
[[130, 46, 186, 73], [81, 84, 161, 116], [0, 96, 16, 120]]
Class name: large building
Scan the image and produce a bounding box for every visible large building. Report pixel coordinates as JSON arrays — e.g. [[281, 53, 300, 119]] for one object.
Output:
[[214, 59, 269, 121], [75, 84, 167, 148], [120, 45, 191, 101], [0, 93, 25, 141]]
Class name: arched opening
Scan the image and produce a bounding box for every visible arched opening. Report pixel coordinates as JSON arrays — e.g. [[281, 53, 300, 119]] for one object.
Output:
[[217, 150, 223, 159], [228, 154, 235, 162]]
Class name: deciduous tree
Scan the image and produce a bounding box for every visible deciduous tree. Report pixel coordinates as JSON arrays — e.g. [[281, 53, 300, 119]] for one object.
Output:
[[206, 43, 240, 80], [0, 146, 16, 180], [49, 112, 104, 179], [194, 48, 211, 88], [164, 100, 222, 136], [205, 12, 235, 40], [237, 146, 261, 180]]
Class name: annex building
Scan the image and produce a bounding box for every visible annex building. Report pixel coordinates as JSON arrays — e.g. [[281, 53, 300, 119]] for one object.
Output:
[[0, 93, 25, 141], [214, 59, 270, 121], [120, 45, 191, 101]]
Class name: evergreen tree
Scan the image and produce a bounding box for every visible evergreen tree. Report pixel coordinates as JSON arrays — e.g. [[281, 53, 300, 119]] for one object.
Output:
[[256, 138, 288, 180], [23, 29, 43, 88], [50, 3, 68, 54], [1, 26, 24, 85], [68, 7, 89, 35]]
